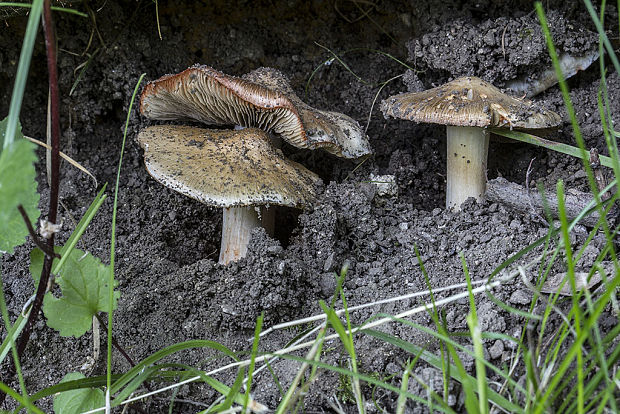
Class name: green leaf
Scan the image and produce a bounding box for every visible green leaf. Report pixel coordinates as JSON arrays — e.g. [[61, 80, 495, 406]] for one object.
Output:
[[41, 248, 119, 337], [29, 247, 48, 290], [53, 372, 104, 414], [0, 117, 40, 254]]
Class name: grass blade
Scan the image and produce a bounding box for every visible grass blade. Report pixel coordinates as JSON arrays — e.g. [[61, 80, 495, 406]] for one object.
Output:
[[3, 0, 42, 150], [107, 73, 145, 398], [51, 185, 107, 275], [462, 254, 488, 414], [243, 313, 264, 412], [0, 313, 26, 365], [490, 128, 615, 168], [395, 359, 416, 414]]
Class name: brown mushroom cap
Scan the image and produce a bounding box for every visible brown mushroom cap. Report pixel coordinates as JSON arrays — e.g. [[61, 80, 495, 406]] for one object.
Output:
[[242, 67, 371, 159], [140, 65, 371, 159], [381, 76, 562, 129], [137, 125, 321, 208]]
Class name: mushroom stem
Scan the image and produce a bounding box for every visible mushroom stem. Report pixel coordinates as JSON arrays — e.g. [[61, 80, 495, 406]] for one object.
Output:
[[446, 125, 489, 210], [219, 206, 261, 265]]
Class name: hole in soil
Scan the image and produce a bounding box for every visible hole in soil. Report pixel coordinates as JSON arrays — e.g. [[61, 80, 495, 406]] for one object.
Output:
[[272, 206, 300, 249]]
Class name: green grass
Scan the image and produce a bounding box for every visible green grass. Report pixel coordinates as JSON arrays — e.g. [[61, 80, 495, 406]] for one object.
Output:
[[3, 0, 42, 151]]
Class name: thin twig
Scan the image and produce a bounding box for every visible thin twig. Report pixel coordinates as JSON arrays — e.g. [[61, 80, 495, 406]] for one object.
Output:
[[501, 25, 508, 59], [94, 313, 137, 368], [590, 147, 610, 201], [525, 157, 549, 225], [24, 135, 98, 187], [16, 205, 60, 259]]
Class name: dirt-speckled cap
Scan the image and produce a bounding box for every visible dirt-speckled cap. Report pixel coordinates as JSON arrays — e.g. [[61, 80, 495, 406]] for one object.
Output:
[[140, 65, 371, 158], [137, 125, 321, 208], [381, 76, 561, 129]]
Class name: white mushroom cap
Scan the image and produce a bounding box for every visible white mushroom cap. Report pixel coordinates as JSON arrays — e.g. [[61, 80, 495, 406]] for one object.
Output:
[[381, 76, 561, 129], [136, 125, 321, 208], [140, 65, 372, 159]]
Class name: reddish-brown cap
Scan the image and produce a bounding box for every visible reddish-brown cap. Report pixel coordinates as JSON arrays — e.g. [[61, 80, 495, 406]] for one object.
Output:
[[140, 65, 371, 158]]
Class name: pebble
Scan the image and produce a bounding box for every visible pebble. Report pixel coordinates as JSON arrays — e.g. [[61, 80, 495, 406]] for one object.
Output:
[[370, 173, 398, 197], [488, 339, 504, 359], [509, 289, 531, 305], [323, 252, 335, 272]]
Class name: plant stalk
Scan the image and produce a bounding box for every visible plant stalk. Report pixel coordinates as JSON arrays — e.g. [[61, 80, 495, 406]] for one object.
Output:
[[1, 2, 61, 404]]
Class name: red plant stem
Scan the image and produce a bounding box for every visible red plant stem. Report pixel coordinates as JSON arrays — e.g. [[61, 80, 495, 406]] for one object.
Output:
[[0, 2, 61, 401], [16, 0, 61, 353], [94, 313, 137, 368]]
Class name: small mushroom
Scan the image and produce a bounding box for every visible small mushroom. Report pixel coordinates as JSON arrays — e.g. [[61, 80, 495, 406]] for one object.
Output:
[[137, 125, 321, 265], [381, 76, 561, 210], [140, 65, 371, 159]]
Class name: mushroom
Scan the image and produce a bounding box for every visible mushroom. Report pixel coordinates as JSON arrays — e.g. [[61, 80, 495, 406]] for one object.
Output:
[[137, 125, 321, 265], [139, 65, 372, 159], [138, 65, 370, 263], [381, 76, 561, 210]]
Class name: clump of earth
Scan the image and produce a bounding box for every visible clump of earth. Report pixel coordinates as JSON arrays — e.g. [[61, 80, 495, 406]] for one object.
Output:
[[1, 0, 618, 412]]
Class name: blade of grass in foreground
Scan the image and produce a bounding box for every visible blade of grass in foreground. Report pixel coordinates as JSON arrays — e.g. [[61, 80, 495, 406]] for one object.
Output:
[[364, 328, 523, 414], [415, 245, 452, 407], [535, 2, 608, 411], [490, 128, 616, 169], [109, 339, 238, 400], [106, 73, 145, 402], [583, 0, 620, 75], [536, 0, 618, 253], [595, 0, 620, 192], [3, 0, 42, 150], [320, 298, 365, 412], [219, 367, 247, 411], [396, 358, 418, 414], [275, 351, 451, 412], [0, 313, 26, 365], [243, 313, 264, 412], [462, 254, 488, 414], [0, 381, 43, 414], [0, 269, 29, 409], [275, 324, 326, 413], [51, 185, 107, 274], [533, 267, 620, 413], [557, 180, 585, 413]]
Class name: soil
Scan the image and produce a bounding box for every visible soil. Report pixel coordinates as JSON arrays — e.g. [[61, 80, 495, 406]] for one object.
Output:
[[1, 1, 619, 412]]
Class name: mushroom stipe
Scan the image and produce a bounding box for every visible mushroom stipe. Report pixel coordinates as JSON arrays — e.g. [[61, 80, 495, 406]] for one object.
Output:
[[137, 125, 321, 264], [381, 76, 561, 210]]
